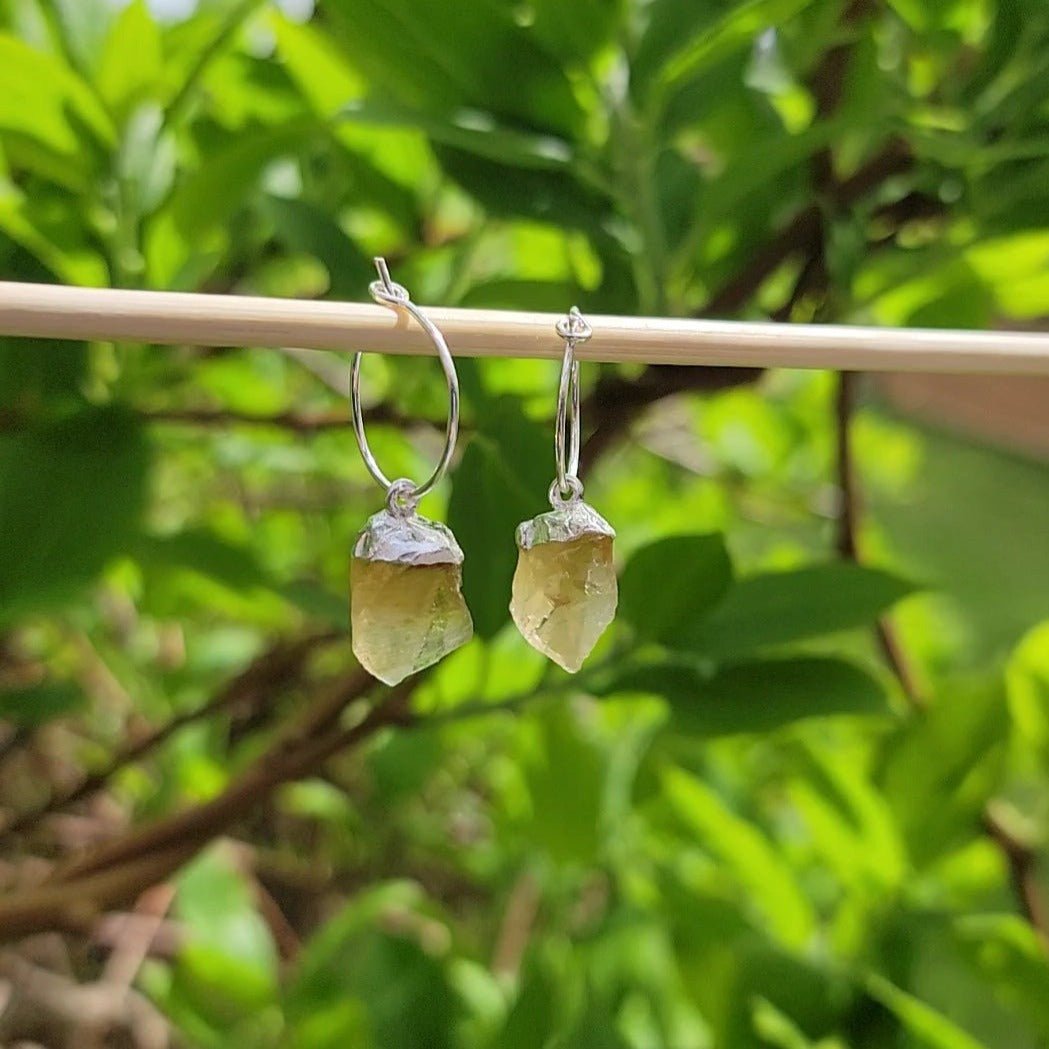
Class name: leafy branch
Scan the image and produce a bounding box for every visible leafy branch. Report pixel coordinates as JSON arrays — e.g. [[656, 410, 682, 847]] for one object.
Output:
[[833, 371, 1047, 944]]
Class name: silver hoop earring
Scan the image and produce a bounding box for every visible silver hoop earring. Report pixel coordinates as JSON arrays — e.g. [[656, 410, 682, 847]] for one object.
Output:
[[349, 258, 472, 686], [509, 308, 617, 672]]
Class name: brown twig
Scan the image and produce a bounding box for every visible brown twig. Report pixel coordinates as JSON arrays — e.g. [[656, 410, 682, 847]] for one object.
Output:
[[0, 949, 171, 1048], [140, 403, 417, 432], [983, 806, 1049, 942], [251, 873, 302, 963], [99, 883, 176, 989], [491, 870, 540, 979], [834, 374, 927, 705]]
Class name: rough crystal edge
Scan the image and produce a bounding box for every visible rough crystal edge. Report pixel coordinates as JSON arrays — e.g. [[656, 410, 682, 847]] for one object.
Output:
[[353, 508, 464, 565], [515, 500, 616, 550]]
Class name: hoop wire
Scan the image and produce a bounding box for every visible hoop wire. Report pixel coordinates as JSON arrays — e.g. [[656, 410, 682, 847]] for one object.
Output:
[[552, 306, 592, 505], [351, 258, 459, 510]]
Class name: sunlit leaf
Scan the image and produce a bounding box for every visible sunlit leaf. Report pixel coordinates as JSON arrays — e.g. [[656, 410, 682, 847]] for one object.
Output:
[[685, 564, 916, 658], [96, 0, 163, 115], [325, 0, 585, 137], [0, 32, 114, 159], [168, 119, 318, 238], [662, 765, 814, 946], [865, 974, 988, 1049], [651, 0, 816, 102], [879, 676, 1009, 866], [618, 533, 733, 645], [599, 656, 889, 736], [261, 194, 373, 297]]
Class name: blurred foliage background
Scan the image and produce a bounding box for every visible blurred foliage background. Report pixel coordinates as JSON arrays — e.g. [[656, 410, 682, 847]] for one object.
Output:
[[1, 0, 1049, 1046]]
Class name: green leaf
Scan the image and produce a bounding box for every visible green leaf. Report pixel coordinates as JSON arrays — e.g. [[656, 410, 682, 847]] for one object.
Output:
[[0, 407, 150, 622], [435, 145, 609, 231], [518, 703, 608, 864], [951, 914, 1049, 1035], [177, 846, 278, 977], [750, 998, 822, 1049], [523, 0, 625, 63], [287, 882, 457, 1049], [260, 194, 373, 298], [498, 951, 563, 1049], [447, 399, 551, 639], [48, 0, 118, 74], [116, 104, 176, 225], [339, 99, 574, 171], [96, 0, 163, 115], [325, 0, 585, 138], [0, 337, 86, 412], [270, 12, 364, 116], [0, 681, 85, 727], [168, 120, 317, 239], [684, 563, 915, 658], [0, 32, 114, 159], [865, 974, 989, 1049], [1008, 621, 1049, 760], [619, 533, 733, 645], [661, 765, 814, 946], [651, 0, 816, 102], [599, 657, 889, 736], [169, 846, 279, 1029], [133, 529, 274, 593], [879, 676, 1009, 866]]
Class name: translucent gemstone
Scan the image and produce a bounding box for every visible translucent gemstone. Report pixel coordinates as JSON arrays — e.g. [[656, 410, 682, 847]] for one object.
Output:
[[510, 534, 617, 673], [351, 559, 473, 685]]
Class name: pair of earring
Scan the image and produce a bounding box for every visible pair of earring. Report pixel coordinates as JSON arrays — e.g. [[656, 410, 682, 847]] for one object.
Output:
[[349, 259, 618, 686]]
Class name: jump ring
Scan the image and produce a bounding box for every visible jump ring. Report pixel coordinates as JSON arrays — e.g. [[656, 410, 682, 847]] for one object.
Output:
[[351, 258, 460, 504], [549, 476, 583, 508], [385, 477, 418, 517]]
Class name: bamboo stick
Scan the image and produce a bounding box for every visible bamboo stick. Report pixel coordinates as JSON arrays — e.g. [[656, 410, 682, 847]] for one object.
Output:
[[2, 280, 1049, 374]]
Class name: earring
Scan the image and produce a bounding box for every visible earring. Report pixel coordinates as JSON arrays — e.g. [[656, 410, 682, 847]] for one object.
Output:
[[510, 308, 617, 672], [349, 258, 473, 686]]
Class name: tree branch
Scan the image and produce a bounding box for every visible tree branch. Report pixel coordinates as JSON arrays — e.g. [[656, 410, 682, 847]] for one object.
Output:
[[139, 404, 419, 432], [984, 805, 1049, 944], [0, 665, 416, 942], [0, 632, 336, 842]]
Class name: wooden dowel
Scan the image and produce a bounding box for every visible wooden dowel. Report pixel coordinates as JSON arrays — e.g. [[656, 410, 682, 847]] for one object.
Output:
[[2, 280, 1049, 374]]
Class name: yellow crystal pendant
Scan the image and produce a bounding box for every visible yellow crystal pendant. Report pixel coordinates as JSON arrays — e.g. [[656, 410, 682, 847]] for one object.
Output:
[[510, 501, 617, 673], [351, 510, 473, 686]]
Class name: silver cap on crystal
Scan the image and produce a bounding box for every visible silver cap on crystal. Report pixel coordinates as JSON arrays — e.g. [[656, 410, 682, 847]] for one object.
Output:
[[515, 500, 616, 550], [353, 509, 464, 565]]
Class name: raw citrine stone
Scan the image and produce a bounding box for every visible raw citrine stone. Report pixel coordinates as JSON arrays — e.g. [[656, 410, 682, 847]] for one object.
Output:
[[351, 509, 473, 686], [510, 502, 617, 673], [351, 559, 472, 685]]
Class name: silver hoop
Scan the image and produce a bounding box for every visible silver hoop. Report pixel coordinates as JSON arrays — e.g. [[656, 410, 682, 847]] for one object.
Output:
[[552, 306, 591, 504], [351, 257, 460, 509]]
